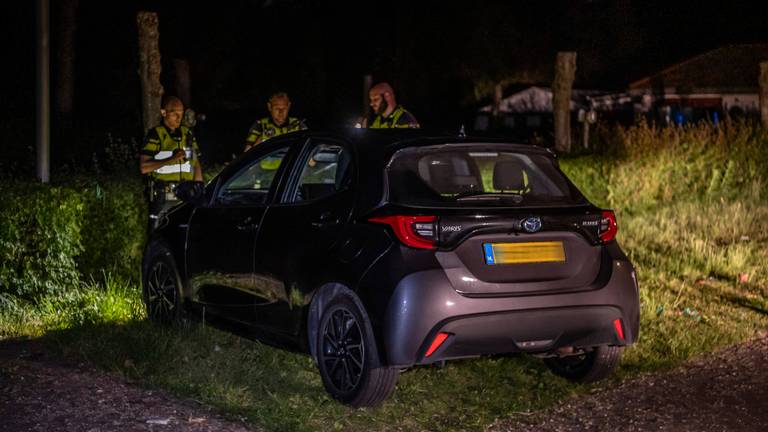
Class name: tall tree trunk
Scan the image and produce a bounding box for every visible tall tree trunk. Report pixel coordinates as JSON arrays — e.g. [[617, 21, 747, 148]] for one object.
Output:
[[137, 11, 163, 134], [553, 52, 577, 153], [55, 0, 78, 119], [760, 61, 768, 128], [172, 57, 191, 107]]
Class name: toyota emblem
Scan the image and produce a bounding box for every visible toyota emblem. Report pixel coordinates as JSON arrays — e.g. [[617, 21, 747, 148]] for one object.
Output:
[[522, 217, 542, 233]]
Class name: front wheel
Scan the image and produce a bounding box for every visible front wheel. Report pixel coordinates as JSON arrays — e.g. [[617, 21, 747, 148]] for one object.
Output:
[[141, 242, 183, 324], [544, 345, 623, 383], [316, 294, 398, 407]]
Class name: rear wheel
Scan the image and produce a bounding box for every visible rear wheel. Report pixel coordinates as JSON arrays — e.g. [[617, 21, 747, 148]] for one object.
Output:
[[141, 242, 182, 324], [316, 294, 398, 407], [544, 345, 623, 383]]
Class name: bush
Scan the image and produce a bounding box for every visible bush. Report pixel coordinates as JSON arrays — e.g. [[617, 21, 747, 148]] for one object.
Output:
[[76, 177, 147, 281], [0, 182, 84, 300], [0, 178, 147, 302]]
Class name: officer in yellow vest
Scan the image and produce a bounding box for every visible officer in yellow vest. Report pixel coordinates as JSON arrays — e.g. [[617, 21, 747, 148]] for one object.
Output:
[[140, 95, 203, 227], [243, 92, 307, 152], [364, 82, 420, 129]]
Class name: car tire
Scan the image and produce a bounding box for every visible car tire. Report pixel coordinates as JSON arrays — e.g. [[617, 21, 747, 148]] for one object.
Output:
[[316, 294, 398, 407], [544, 345, 623, 383], [141, 242, 183, 324]]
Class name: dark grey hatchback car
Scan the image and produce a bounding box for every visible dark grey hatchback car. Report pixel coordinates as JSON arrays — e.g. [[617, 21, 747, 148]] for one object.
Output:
[[142, 129, 640, 407]]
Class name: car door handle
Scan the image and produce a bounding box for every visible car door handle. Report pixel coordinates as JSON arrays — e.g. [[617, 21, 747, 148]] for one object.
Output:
[[236, 216, 259, 232], [311, 212, 339, 228]]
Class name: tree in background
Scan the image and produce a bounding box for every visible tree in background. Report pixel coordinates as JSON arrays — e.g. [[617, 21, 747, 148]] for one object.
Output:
[[137, 11, 163, 134]]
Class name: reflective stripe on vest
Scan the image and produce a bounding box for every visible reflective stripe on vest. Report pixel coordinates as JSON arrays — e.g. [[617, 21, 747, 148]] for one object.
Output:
[[152, 151, 194, 174], [149, 126, 196, 181]]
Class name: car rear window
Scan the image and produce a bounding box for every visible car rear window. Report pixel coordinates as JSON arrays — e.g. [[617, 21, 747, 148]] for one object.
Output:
[[387, 144, 586, 207]]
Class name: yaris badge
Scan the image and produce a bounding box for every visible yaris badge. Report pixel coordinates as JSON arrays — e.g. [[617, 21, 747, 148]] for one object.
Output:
[[522, 217, 542, 233]]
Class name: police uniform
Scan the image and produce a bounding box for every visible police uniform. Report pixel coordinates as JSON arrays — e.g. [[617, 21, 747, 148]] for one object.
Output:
[[141, 124, 201, 226], [369, 105, 420, 129], [245, 117, 306, 146]]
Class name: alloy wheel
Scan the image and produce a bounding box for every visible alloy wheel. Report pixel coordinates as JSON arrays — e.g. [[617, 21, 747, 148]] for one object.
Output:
[[145, 260, 177, 321], [321, 308, 365, 393]]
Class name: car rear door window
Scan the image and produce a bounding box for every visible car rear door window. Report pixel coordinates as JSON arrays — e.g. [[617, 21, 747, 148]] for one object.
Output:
[[387, 144, 585, 207]]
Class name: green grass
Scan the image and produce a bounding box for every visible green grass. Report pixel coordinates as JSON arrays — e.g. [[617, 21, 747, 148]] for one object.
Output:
[[2, 121, 768, 431]]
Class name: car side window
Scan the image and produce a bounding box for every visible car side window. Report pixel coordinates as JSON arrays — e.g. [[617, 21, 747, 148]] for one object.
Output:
[[292, 143, 352, 203], [217, 146, 289, 206]]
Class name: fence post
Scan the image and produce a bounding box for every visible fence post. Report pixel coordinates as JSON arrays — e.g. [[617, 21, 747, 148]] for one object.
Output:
[[553, 52, 577, 153]]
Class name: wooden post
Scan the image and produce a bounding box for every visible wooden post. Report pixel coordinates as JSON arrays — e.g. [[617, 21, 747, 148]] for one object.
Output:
[[137, 11, 163, 134], [492, 82, 503, 128], [362, 74, 372, 122], [760, 61, 768, 128], [553, 52, 577, 153]]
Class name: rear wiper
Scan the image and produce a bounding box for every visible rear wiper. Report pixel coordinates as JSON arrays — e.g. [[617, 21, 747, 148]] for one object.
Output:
[[455, 192, 523, 203]]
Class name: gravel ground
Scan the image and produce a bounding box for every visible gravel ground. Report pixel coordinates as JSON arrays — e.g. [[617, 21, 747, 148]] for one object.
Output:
[[2, 333, 767, 432], [490, 331, 768, 432], [0, 341, 255, 432]]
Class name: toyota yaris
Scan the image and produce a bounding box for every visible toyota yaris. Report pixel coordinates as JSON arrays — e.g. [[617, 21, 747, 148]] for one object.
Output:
[[142, 129, 640, 407]]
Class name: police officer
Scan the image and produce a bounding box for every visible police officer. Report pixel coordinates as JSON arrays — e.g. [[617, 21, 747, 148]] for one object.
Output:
[[365, 82, 420, 129], [140, 95, 203, 228], [243, 92, 307, 152]]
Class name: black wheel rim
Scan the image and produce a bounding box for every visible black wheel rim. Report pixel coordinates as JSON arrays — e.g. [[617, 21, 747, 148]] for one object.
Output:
[[146, 260, 177, 320], [321, 308, 365, 393]]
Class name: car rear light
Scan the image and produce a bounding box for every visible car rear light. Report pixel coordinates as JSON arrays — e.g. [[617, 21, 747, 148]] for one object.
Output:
[[612, 318, 625, 341], [368, 215, 437, 249], [599, 210, 618, 243], [425, 332, 450, 357]]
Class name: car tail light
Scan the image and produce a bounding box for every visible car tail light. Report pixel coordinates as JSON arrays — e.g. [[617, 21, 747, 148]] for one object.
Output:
[[613, 318, 625, 341], [368, 215, 437, 249], [425, 332, 451, 357], [599, 210, 618, 243]]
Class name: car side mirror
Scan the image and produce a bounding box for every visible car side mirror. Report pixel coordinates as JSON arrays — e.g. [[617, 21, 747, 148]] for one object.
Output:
[[174, 181, 205, 204]]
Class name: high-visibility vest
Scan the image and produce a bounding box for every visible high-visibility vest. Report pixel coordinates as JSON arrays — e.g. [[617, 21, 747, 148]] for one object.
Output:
[[245, 117, 306, 145], [141, 125, 200, 182], [370, 105, 420, 129]]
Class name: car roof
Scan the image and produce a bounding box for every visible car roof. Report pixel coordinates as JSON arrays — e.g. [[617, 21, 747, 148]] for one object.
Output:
[[317, 128, 553, 154]]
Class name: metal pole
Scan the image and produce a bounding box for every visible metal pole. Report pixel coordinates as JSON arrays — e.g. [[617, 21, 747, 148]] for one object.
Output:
[[36, 0, 50, 183]]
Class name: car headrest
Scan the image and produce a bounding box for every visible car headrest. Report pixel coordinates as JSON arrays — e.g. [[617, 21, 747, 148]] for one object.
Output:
[[427, 159, 479, 194], [493, 160, 527, 191]]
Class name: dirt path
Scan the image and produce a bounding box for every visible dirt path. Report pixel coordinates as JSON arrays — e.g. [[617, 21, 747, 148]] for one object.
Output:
[[0, 341, 255, 432], [2, 334, 767, 431], [490, 331, 768, 432]]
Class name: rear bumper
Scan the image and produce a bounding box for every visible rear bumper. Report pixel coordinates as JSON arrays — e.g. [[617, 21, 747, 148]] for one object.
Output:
[[382, 246, 639, 367]]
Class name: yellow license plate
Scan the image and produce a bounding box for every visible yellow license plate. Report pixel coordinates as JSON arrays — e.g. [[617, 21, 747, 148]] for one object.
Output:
[[483, 241, 566, 265]]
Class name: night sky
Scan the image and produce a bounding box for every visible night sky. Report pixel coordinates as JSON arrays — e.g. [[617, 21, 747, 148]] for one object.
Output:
[[1, 0, 766, 166]]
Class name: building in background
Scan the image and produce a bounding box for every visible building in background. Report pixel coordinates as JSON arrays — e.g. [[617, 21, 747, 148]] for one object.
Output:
[[591, 44, 768, 125], [477, 44, 768, 139]]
